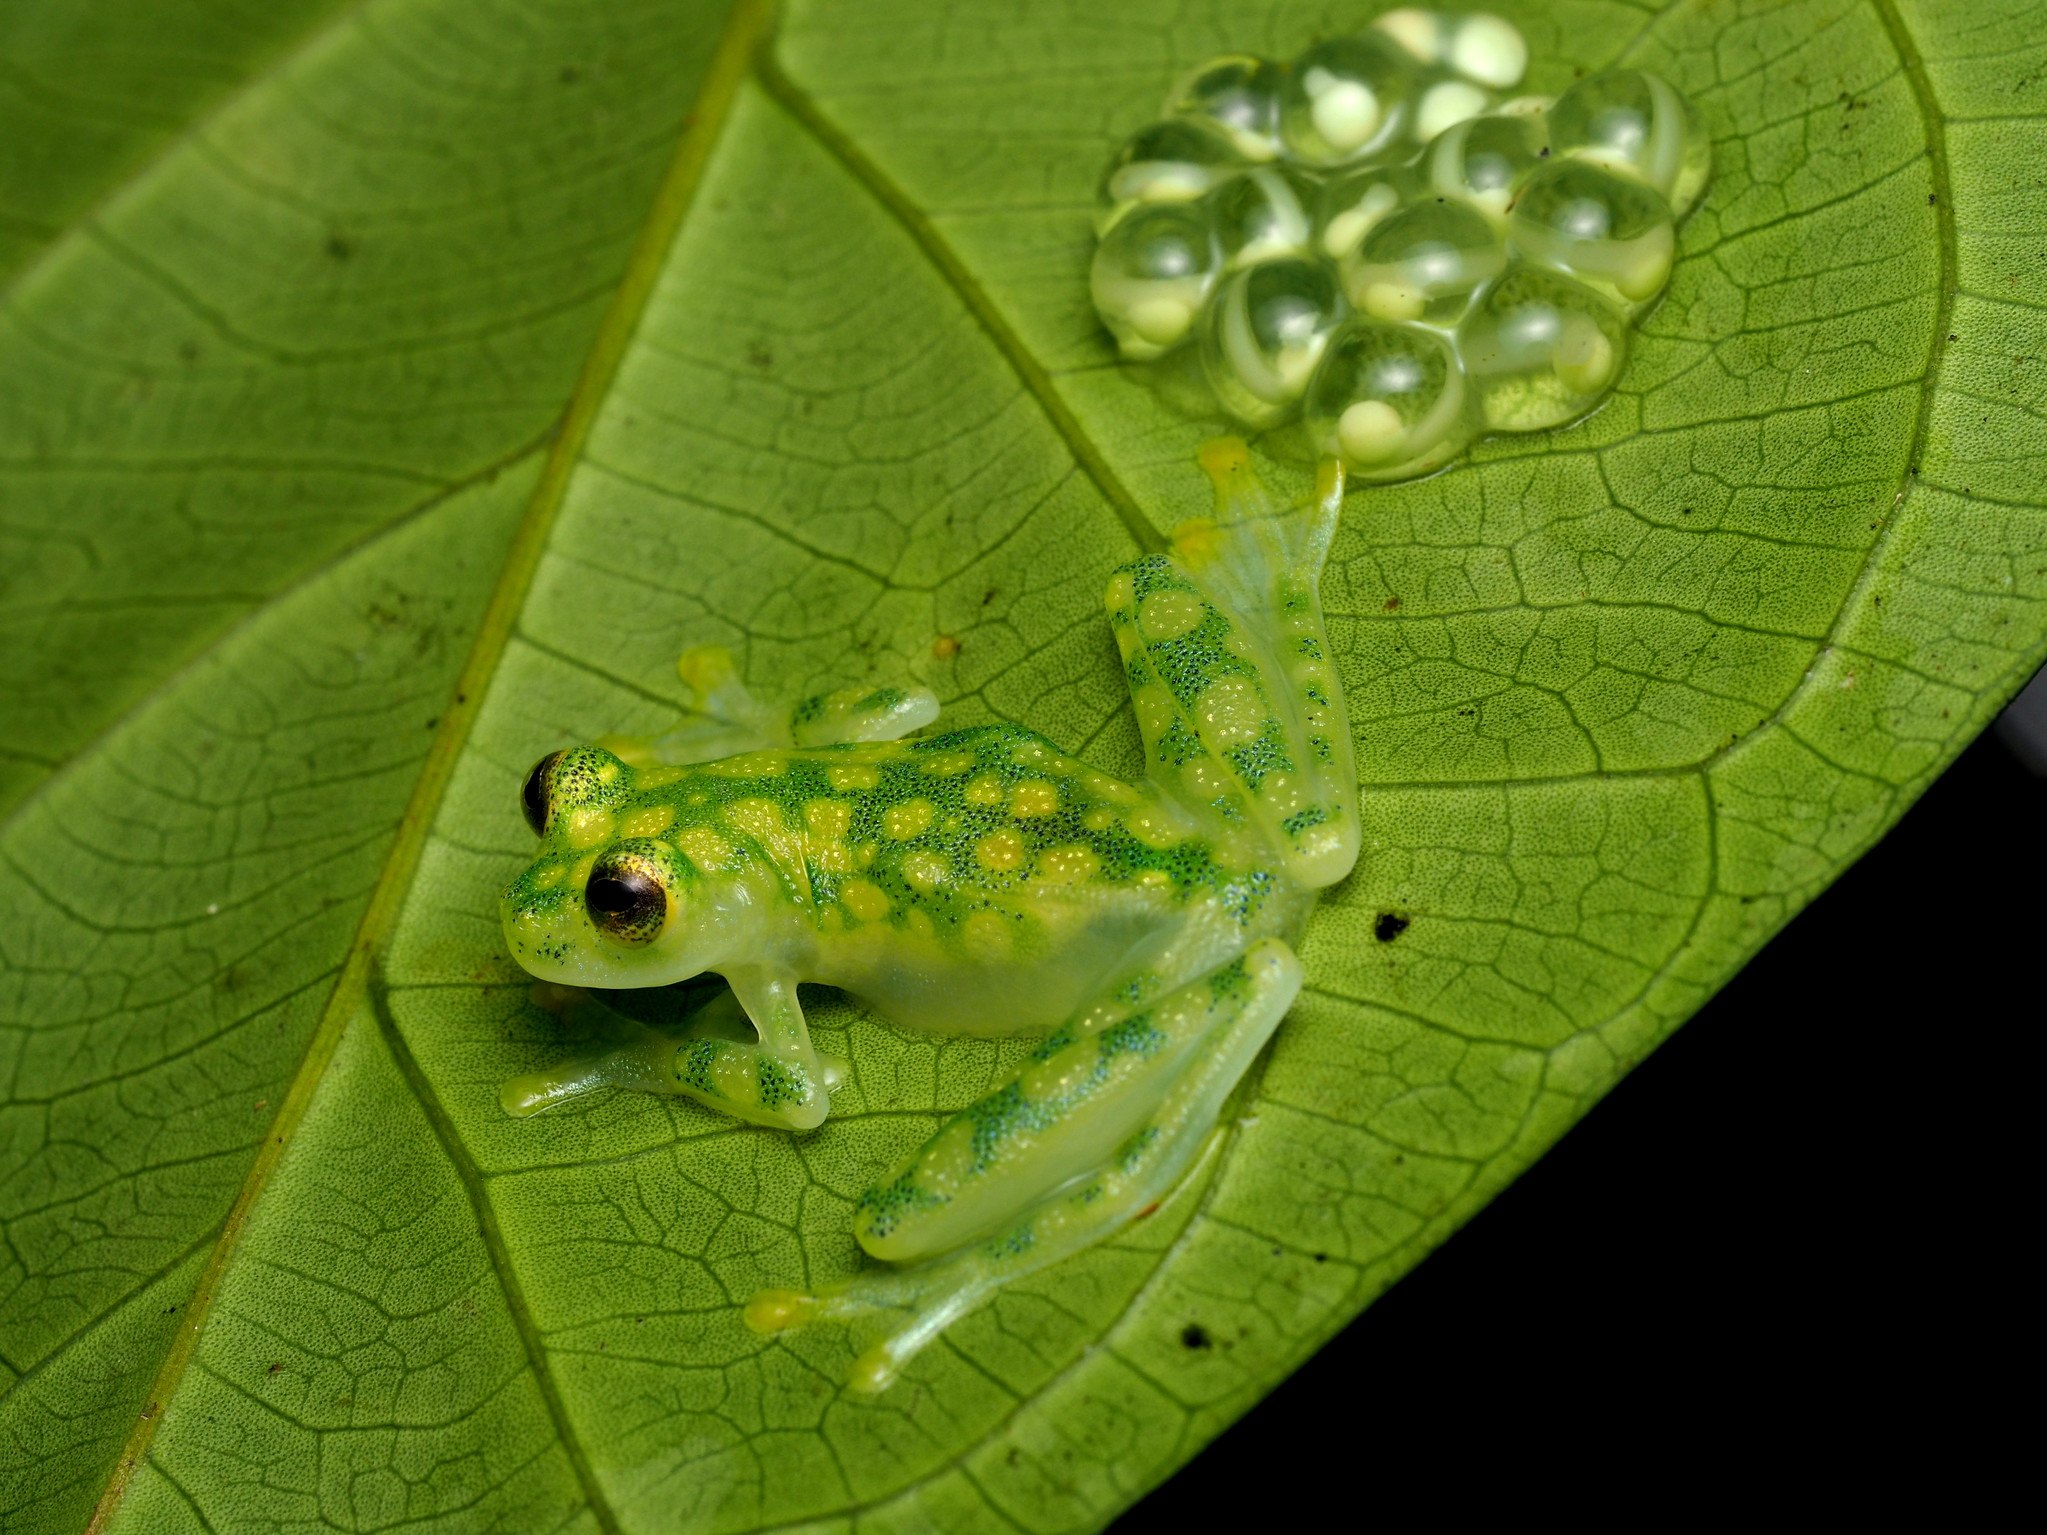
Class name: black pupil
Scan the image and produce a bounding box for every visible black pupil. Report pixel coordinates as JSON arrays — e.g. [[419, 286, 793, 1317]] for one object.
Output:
[[588, 876, 638, 914], [520, 753, 557, 836]]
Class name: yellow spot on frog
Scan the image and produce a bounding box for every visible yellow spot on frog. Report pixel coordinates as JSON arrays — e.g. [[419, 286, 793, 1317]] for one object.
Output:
[[620, 804, 676, 839], [1140, 588, 1205, 642], [1104, 570, 1136, 611], [1037, 846, 1100, 883], [803, 800, 853, 874], [1009, 781, 1059, 817], [963, 773, 1005, 807], [883, 799, 934, 840], [1127, 808, 1184, 850], [829, 763, 880, 792], [919, 751, 974, 777], [1077, 769, 1144, 808], [805, 800, 851, 839], [711, 751, 786, 778], [1083, 807, 1117, 833], [1195, 675, 1268, 749], [1135, 687, 1176, 740], [975, 829, 1027, 872], [566, 809, 614, 849], [841, 880, 890, 922], [723, 799, 794, 867], [902, 852, 950, 893], [677, 827, 734, 872], [636, 765, 685, 790]]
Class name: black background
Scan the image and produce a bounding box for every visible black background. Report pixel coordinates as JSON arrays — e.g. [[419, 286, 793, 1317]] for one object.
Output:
[[1116, 729, 2034, 1524]]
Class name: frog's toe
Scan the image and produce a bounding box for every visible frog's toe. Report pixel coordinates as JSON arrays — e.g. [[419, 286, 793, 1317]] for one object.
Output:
[[743, 1286, 823, 1336]]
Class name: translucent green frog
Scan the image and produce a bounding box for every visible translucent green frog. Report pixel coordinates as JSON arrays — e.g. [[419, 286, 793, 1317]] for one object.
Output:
[[500, 442, 1357, 1390]]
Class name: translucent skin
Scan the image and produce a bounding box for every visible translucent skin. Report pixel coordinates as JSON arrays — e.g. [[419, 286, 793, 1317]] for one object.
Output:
[[500, 443, 1356, 1390]]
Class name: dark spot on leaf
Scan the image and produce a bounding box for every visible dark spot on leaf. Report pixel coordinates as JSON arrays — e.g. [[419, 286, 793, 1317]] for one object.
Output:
[[559, 64, 581, 84], [1313, 1252, 1327, 1263], [325, 234, 352, 260], [1374, 911, 1410, 943], [1180, 1323, 1212, 1350], [1383, 595, 1401, 610], [267, 1362, 284, 1375]]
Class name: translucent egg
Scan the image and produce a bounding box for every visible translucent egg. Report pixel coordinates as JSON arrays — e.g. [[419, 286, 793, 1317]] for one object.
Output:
[[1315, 161, 1425, 260], [1373, 9, 1529, 90], [1209, 167, 1313, 268], [1096, 117, 1246, 234], [1426, 111, 1549, 222], [1339, 198, 1504, 323], [1169, 55, 1285, 161], [1304, 319, 1470, 478], [1090, 202, 1221, 359], [1548, 68, 1710, 214], [1458, 267, 1630, 431], [1415, 79, 1490, 141], [1279, 33, 1414, 165], [1201, 258, 1347, 425], [1508, 158, 1676, 305]]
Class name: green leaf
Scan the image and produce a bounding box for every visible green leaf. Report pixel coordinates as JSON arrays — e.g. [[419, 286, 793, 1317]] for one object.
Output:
[[1, 0, 2040, 1528]]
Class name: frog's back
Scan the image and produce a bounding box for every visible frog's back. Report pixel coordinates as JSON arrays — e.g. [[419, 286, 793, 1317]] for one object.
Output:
[[633, 722, 1251, 928]]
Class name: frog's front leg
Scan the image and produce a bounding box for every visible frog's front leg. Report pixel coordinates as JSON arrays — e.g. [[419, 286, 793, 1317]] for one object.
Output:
[[746, 938, 1302, 1391], [603, 644, 939, 767], [500, 964, 838, 1131]]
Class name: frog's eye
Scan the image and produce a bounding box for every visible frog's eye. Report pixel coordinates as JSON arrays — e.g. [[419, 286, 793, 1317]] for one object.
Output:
[[585, 848, 670, 945], [521, 751, 565, 837]]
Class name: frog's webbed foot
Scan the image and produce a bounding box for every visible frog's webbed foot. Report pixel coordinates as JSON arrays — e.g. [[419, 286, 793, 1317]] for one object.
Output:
[[745, 938, 1303, 1392], [500, 975, 842, 1131], [599, 645, 939, 767]]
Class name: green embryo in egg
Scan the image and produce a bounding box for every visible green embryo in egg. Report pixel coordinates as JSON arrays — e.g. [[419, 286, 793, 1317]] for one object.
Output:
[[1088, 7, 1711, 481]]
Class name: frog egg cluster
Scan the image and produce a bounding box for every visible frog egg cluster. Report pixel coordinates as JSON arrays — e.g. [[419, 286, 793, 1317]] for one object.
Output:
[[1089, 8, 1709, 480]]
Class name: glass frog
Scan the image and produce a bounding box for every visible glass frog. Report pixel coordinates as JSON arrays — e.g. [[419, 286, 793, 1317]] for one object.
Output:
[[499, 441, 1358, 1391]]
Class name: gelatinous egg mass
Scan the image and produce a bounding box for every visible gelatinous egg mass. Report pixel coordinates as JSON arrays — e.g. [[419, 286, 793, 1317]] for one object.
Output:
[[1087, 7, 1709, 481]]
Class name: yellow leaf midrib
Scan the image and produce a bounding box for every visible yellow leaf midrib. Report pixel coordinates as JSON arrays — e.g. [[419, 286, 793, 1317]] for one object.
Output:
[[79, 3, 779, 1528]]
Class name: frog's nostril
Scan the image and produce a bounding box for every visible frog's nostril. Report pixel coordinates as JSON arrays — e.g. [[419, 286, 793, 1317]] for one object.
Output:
[[521, 751, 564, 836], [585, 857, 666, 945]]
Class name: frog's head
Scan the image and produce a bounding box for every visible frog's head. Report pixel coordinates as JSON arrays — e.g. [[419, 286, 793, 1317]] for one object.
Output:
[[500, 745, 742, 989]]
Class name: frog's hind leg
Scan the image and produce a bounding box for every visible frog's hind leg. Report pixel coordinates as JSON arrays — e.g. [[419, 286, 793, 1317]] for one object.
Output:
[[603, 644, 939, 767], [1105, 442, 1358, 890], [745, 938, 1302, 1392]]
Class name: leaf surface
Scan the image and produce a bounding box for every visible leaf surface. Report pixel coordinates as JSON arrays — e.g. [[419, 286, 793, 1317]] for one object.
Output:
[[1, 1, 2041, 1530]]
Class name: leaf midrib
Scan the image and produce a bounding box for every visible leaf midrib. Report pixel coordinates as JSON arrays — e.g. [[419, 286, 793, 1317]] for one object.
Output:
[[77, 3, 777, 1526]]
